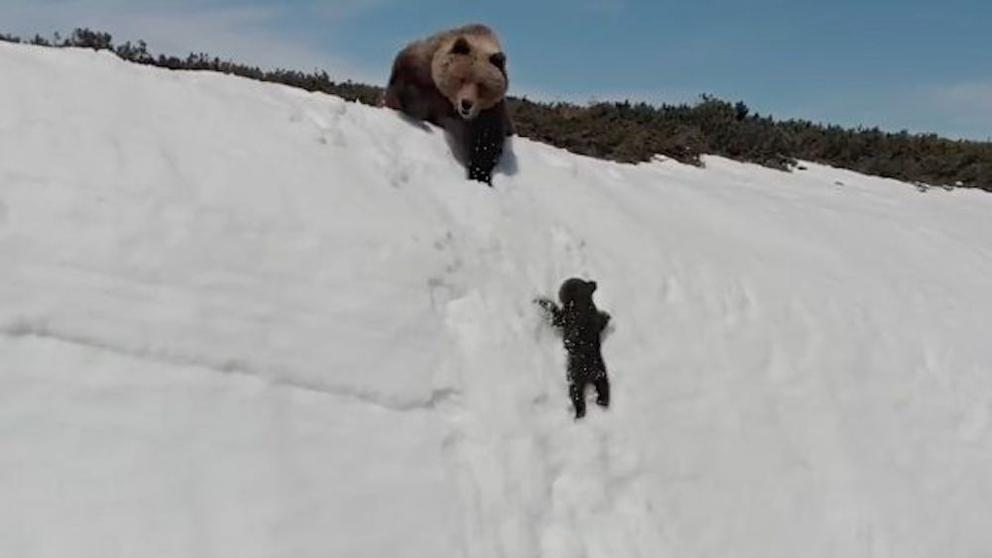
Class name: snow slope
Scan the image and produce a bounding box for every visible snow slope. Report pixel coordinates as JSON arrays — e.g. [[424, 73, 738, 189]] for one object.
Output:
[[2, 42, 992, 558]]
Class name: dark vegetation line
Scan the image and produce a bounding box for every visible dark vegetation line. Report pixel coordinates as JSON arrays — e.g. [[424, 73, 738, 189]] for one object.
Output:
[[3, 28, 990, 191]]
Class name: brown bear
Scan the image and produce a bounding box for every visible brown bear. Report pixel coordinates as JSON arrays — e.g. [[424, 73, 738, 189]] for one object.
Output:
[[383, 24, 513, 186]]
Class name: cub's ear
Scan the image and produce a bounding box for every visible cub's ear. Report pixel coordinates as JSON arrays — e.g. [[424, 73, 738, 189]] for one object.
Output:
[[489, 52, 506, 70], [451, 37, 471, 55]]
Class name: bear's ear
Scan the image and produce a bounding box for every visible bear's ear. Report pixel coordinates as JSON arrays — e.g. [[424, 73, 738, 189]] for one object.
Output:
[[489, 52, 506, 71], [450, 37, 471, 55]]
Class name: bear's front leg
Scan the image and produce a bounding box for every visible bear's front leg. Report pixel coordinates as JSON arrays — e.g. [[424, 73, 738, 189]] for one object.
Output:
[[534, 297, 563, 327], [467, 104, 508, 185]]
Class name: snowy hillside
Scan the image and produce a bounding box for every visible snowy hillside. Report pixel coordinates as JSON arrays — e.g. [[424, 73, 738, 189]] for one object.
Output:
[[3, 42, 992, 558]]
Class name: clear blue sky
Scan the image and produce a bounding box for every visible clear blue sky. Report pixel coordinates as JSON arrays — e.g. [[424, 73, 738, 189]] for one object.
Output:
[[5, 0, 991, 140]]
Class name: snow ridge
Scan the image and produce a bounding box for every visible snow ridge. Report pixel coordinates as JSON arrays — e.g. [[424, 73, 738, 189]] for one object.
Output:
[[0, 317, 457, 412], [3, 42, 992, 558]]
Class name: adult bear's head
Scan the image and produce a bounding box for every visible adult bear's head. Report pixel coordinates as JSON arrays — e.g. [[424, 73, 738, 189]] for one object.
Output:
[[431, 25, 508, 120]]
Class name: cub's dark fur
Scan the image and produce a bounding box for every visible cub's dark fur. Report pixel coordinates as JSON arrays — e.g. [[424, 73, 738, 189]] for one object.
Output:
[[536, 278, 611, 419]]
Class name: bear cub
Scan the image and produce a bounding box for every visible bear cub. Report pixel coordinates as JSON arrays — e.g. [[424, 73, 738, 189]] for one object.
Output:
[[384, 24, 513, 185], [536, 278, 612, 419]]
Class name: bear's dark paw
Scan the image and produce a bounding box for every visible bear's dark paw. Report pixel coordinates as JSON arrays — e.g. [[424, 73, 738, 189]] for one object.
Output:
[[468, 164, 494, 186]]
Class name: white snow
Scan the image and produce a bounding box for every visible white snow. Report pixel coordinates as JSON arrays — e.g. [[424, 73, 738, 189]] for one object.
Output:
[[2, 42, 992, 558]]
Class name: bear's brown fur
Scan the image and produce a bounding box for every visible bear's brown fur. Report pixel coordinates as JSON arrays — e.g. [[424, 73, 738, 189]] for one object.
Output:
[[384, 24, 513, 185]]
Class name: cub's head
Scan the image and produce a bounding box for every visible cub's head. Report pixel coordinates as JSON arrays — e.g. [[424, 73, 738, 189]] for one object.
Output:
[[431, 30, 508, 120], [559, 278, 598, 307]]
